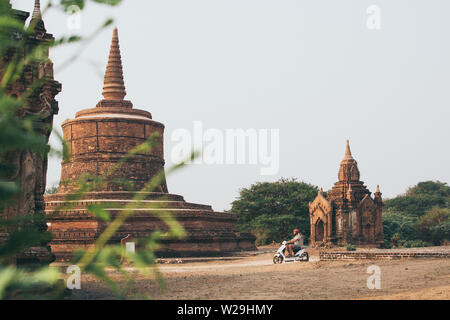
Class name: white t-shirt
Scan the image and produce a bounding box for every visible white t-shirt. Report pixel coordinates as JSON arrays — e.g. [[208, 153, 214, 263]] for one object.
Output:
[[293, 234, 303, 247]]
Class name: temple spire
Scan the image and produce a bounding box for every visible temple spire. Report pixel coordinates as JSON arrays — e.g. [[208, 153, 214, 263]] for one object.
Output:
[[344, 139, 354, 160], [31, 0, 41, 20], [375, 184, 382, 196], [346, 184, 355, 202], [102, 27, 127, 101], [374, 184, 382, 202], [29, 0, 45, 32]]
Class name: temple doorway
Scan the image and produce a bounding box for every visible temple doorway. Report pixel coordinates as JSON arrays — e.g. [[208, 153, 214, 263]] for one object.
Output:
[[363, 224, 374, 244], [315, 219, 325, 242]]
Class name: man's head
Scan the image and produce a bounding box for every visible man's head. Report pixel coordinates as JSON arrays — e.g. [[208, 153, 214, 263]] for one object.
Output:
[[293, 228, 300, 235]]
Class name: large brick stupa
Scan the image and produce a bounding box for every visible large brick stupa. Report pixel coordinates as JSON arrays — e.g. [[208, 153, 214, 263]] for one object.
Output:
[[45, 28, 256, 261]]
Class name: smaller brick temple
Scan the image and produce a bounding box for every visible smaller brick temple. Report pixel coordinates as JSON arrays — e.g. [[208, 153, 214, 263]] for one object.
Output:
[[309, 140, 384, 247], [45, 27, 256, 261]]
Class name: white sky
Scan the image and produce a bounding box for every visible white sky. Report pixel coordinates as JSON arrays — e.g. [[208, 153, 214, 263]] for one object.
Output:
[[11, 0, 450, 211]]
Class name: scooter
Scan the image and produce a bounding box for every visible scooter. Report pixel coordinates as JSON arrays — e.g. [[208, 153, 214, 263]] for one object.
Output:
[[273, 241, 309, 264]]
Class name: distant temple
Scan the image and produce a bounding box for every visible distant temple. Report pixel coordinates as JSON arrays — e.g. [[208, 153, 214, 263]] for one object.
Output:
[[309, 141, 384, 247], [45, 27, 256, 261]]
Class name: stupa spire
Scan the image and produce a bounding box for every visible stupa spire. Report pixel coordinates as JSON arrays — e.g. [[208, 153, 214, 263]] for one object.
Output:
[[31, 0, 41, 20], [29, 0, 46, 32], [344, 139, 353, 159], [96, 27, 132, 109], [102, 27, 127, 101]]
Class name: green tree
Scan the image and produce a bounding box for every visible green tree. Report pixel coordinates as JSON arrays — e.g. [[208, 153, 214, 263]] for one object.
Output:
[[406, 181, 450, 198], [383, 181, 450, 247], [416, 206, 450, 245], [382, 211, 418, 247], [384, 181, 449, 216], [229, 178, 318, 245]]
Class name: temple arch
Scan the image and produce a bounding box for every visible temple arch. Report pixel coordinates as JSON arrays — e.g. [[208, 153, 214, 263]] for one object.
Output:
[[315, 219, 325, 242]]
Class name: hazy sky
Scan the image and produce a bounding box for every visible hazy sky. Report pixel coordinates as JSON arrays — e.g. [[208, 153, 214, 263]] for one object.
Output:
[[11, 0, 450, 211]]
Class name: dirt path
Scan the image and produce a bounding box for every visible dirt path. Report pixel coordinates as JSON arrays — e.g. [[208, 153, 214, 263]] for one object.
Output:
[[72, 250, 450, 300]]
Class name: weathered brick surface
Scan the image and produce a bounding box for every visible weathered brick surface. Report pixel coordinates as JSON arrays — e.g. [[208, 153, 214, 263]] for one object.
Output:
[[0, 2, 61, 265], [59, 116, 166, 193], [45, 194, 256, 261], [320, 250, 450, 260]]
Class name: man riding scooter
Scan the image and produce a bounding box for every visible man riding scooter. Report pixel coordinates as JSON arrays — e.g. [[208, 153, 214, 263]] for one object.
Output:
[[285, 229, 303, 257]]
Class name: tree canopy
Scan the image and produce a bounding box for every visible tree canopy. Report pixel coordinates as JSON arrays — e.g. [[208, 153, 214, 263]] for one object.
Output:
[[229, 178, 318, 245], [384, 181, 449, 216], [383, 181, 449, 247]]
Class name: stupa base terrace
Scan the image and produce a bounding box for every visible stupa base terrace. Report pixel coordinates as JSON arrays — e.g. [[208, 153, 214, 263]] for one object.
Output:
[[45, 191, 256, 262]]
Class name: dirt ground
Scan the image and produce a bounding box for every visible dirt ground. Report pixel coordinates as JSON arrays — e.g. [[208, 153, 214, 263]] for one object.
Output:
[[71, 246, 450, 300]]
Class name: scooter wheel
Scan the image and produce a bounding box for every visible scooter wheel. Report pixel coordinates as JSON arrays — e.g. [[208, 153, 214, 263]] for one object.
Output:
[[302, 252, 309, 262], [273, 255, 283, 264]]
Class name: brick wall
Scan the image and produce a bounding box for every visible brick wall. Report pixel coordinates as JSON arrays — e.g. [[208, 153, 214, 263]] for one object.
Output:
[[319, 251, 450, 260]]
